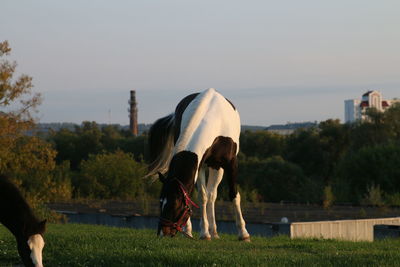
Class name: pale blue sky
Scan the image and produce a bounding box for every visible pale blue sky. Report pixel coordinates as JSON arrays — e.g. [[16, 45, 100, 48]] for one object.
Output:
[[1, 1, 399, 126]]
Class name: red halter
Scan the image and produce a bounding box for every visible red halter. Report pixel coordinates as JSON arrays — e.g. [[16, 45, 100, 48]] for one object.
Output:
[[159, 179, 199, 238]]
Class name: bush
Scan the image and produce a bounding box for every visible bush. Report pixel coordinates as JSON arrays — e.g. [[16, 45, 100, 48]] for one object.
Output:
[[76, 150, 148, 199], [361, 184, 384, 207]]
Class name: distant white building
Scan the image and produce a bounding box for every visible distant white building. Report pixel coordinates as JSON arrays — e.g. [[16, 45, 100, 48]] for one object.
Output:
[[344, 90, 399, 123]]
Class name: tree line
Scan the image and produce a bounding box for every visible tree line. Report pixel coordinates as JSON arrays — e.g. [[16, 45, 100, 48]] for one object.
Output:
[[44, 103, 400, 207], [238, 106, 400, 206]]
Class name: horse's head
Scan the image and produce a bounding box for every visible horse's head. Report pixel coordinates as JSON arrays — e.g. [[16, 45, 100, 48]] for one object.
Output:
[[18, 219, 46, 267], [157, 173, 196, 237]]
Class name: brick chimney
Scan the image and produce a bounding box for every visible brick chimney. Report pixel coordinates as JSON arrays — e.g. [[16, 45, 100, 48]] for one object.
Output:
[[129, 90, 138, 136]]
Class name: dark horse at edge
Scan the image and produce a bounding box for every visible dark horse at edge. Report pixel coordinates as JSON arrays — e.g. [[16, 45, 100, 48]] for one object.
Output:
[[0, 175, 46, 267]]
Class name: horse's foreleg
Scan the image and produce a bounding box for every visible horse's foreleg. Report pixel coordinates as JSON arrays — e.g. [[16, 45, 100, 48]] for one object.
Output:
[[197, 167, 211, 240], [206, 167, 224, 239], [184, 217, 193, 238], [226, 157, 250, 242]]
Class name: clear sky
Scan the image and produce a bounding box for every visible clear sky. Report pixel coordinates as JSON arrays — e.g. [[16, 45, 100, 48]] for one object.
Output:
[[1, 0, 400, 126]]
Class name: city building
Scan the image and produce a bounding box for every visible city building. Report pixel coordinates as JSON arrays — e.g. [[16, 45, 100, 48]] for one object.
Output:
[[344, 90, 399, 123]]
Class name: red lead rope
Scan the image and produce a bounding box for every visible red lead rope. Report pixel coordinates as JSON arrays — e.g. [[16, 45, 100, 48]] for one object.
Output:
[[179, 183, 199, 209]]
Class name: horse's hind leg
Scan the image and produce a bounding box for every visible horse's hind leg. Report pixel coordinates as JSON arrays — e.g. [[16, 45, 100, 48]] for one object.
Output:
[[206, 167, 224, 239], [225, 157, 250, 242], [232, 191, 250, 241]]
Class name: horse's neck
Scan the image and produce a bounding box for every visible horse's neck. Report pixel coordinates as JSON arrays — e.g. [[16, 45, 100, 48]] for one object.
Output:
[[0, 178, 39, 242], [1, 217, 27, 239], [0, 195, 38, 239]]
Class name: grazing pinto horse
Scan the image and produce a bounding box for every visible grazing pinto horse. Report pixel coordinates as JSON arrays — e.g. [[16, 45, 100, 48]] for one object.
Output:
[[0, 175, 46, 267], [148, 88, 250, 241]]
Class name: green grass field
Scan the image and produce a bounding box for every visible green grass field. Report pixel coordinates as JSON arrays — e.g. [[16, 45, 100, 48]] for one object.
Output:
[[1, 223, 400, 266]]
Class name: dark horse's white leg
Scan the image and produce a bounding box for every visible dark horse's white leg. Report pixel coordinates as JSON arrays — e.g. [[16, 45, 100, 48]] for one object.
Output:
[[206, 167, 224, 239]]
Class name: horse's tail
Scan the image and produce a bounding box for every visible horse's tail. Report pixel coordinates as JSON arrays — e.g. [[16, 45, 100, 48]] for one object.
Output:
[[146, 113, 175, 180]]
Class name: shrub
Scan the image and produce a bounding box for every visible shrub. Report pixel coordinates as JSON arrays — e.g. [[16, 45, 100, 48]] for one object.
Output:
[[361, 184, 384, 207], [77, 150, 147, 199]]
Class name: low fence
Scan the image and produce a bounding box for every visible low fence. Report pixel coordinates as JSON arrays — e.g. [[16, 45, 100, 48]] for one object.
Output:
[[290, 217, 400, 241]]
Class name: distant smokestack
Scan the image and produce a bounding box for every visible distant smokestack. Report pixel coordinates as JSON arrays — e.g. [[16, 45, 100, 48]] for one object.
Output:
[[129, 90, 138, 136]]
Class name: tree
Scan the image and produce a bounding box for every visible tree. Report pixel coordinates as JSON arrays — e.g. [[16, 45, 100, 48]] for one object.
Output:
[[334, 143, 400, 203], [349, 108, 390, 150], [0, 40, 55, 176], [50, 127, 79, 167], [0, 41, 69, 214], [119, 134, 148, 161], [75, 121, 104, 163], [384, 103, 400, 141], [318, 119, 350, 184], [238, 156, 314, 202], [0, 41, 43, 171], [49, 121, 104, 170], [285, 128, 325, 178], [77, 150, 149, 199], [101, 125, 123, 152], [240, 130, 285, 159]]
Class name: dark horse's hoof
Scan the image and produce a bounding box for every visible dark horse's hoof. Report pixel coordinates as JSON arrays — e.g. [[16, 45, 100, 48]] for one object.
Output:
[[239, 236, 251, 242], [200, 236, 212, 241]]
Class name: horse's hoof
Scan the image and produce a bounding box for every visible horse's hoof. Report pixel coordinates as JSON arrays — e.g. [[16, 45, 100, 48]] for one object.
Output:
[[212, 235, 220, 240], [239, 236, 251, 242], [200, 236, 212, 241]]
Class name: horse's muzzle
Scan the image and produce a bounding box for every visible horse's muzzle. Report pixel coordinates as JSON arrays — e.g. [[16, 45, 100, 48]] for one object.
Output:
[[158, 224, 177, 237]]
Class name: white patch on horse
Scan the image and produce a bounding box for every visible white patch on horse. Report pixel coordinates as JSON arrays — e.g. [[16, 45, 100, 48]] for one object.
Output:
[[28, 234, 45, 267], [174, 88, 240, 182]]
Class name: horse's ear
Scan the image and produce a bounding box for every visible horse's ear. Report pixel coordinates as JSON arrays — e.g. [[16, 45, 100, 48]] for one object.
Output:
[[158, 172, 166, 183]]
